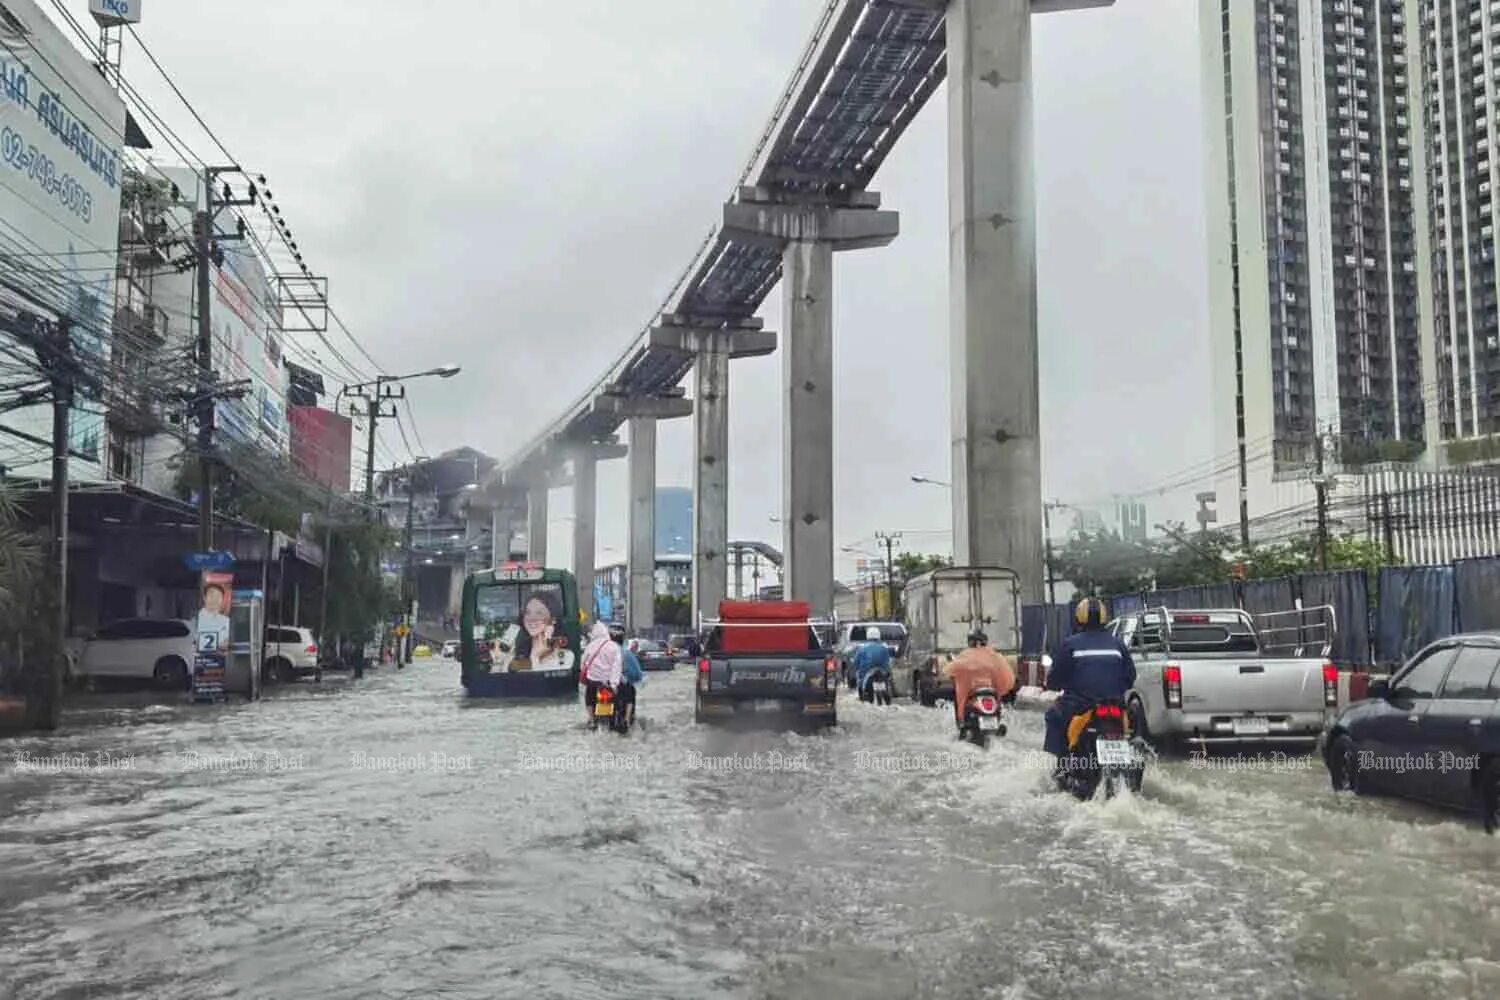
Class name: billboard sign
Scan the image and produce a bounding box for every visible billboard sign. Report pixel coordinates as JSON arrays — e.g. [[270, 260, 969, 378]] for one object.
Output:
[[213, 243, 288, 455], [0, 0, 126, 480], [192, 569, 233, 701], [89, 0, 142, 27]]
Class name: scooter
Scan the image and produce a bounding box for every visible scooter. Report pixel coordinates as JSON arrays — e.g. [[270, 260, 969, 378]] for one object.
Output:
[[1054, 698, 1145, 801], [958, 686, 1006, 746], [857, 668, 893, 706], [590, 686, 634, 734]]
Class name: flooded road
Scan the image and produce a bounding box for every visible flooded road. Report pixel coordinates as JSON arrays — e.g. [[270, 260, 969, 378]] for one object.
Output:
[[3, 665, 1499, 999]]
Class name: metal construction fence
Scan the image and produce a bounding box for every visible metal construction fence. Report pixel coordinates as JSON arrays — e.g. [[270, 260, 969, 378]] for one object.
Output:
[[1023, 558, 1500, 668]]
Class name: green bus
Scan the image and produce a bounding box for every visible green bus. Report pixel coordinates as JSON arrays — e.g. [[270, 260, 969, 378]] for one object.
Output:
[[460, 563, 584, 698]]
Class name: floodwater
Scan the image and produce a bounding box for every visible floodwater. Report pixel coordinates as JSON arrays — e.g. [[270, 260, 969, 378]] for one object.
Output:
[[2, 664, 1499, 999]]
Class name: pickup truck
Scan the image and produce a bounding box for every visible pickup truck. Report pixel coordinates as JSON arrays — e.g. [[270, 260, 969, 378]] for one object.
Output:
[[1110, 606, 1339, 747], [694, 600, 838, 728]]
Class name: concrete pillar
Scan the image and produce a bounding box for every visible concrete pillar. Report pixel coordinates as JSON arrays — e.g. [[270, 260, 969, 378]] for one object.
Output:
[[572, 449, 598, 620], [491, 506, 510, 566], [627, 416, 657, 633], [782, 239, 836, 618], [527, 484, 549, 565], [692, 346, 730, 627], [948, 0, 1044, 601]]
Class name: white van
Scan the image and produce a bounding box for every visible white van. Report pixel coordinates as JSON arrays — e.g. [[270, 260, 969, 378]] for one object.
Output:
[[76, 619, 195, 689]]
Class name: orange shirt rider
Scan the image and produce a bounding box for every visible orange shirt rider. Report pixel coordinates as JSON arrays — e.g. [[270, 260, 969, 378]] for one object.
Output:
[[940, 632, 1017, 721]]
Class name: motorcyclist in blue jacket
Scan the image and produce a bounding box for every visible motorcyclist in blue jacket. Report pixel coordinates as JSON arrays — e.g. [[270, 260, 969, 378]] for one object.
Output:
[[1044, 597, 1136, 761], [611, 624, 644, 727], [851, 626, 892, 696]]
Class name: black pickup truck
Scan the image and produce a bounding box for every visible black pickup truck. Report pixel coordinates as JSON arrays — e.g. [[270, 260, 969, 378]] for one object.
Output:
[[693, 601, 838, 728]]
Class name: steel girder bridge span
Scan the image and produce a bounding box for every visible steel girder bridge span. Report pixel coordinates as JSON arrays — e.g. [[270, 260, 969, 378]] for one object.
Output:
[[469, 0, 1115, 631]]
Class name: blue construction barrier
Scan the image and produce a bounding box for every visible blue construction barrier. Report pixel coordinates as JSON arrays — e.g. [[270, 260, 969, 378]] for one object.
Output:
[[1299, 570, 1370, 667], [1242, 578, 1296, 619], [1020, 604, 1048, 657], [1376, 566, 1455, 665], [1455, 557, 1500, 633]]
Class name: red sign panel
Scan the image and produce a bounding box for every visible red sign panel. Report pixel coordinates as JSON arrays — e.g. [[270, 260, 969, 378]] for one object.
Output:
[[289, 406, 353, 491]]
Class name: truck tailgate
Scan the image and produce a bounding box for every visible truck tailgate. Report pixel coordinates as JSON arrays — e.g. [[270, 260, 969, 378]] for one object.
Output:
[[710, 654, 829, 698], [1181, 657, 1327, 713]]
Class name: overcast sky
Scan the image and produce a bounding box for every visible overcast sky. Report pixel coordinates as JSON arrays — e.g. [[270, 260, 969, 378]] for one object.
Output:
[[99, 0, 1211, 579]]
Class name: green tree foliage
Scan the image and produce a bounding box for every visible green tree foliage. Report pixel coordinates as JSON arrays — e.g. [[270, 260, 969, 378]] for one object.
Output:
[[892, 552, 952, 584], [655, 594, 691, 628], [305, 516, 401, 646], [1055, 525, 1398, 603]]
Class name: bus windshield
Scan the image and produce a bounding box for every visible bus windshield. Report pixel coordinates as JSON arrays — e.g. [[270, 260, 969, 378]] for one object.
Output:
[[471, 581, 577, 672]]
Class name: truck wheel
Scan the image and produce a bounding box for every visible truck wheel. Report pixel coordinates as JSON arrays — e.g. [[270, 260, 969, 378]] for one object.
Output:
[[918, 682, 936, 708]]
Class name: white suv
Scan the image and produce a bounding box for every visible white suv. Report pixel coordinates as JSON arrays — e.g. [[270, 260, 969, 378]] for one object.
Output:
[[263, 627, 321, 683], [76, 619, 195, 690]]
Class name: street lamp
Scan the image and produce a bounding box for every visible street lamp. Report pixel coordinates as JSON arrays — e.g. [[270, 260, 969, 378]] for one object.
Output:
[[345, 365, 464, 502], [911, 475, 951, 488]]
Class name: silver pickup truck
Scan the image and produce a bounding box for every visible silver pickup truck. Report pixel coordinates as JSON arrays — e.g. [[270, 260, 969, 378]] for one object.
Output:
[[1110, 606, 1339, 747]]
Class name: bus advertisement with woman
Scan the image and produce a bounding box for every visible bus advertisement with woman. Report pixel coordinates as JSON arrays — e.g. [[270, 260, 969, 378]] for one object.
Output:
[[460, 564, 582, 698]]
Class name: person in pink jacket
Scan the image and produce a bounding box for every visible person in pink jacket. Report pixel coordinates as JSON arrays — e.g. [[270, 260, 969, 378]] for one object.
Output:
[[580, 621, 622, 718]]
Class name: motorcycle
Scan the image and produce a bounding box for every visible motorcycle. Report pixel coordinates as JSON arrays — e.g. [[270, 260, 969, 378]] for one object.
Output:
[[958, 686, 1006, 746], [857, 668, 893, 706], [589, 685, 633, 734], [1054, 698, 1145, 801]]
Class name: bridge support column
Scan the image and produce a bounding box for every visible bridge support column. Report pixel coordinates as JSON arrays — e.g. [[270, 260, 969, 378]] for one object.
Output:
[[947, 0, 1043, 601], [782, 239, 836, 618], [571, 448, 598, 620], [692, 345, 730, 628], [627, 416, 657, 633], [491, 506, 507, 567], [722, 190, 898, 618], [526, 484, 549, 565]]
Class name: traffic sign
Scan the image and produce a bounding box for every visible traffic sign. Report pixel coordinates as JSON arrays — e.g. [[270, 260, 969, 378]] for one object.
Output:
[[183, 551, 235, 572]]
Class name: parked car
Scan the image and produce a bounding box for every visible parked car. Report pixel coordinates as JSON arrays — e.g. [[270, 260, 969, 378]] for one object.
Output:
[[1109, 606, 1338, 748], [441, 640, 460, 659], [633, 638, 675, 671], [1323, 633, 1500, 833], [76, 619, 195, 690], [262, 626, 321, 683]]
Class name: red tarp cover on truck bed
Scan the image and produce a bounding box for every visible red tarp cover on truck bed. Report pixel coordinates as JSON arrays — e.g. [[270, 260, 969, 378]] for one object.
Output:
[[716, 601, 813, 653]]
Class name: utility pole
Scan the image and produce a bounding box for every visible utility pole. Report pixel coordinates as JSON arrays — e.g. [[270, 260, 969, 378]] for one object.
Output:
[[350, 383, 402, 505], [875, 531, 902, 618], [1313, 433, 1330, 572], [193, 166, 253, 551], [44, 319, 73, 730], [1380, 490, 1395, 565], [1042, 501, 1060, 609], [402, 462, 419, 667]]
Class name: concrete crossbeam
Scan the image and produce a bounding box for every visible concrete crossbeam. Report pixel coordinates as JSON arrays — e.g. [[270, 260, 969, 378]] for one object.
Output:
[[593, 395, 694, 420], [722, 198, 899, 252], [648, 325, 778, 359], [948, 0, 1044, 601], [627, 416, 656, 632]]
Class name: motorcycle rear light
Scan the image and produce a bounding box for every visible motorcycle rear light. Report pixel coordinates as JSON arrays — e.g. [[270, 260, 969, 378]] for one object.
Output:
[[977, 697, 996, 713], [824, 656, 837, 673], [1095, 704, 1120, 720], [1322, 662, 1338, 707], [697, 658, 710, 674], [1163, 663, 1183, 709], [598, 689, 612, 702]]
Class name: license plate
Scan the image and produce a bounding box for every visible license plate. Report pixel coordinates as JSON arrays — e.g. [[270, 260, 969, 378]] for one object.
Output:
[[978, 716, 1000, 731], [594, 703, 614, 717], [1233, 717, 1270, 735], [757, 699, 783, 712], [1096, 739, 1133, 766], [872, 681, 888, 692]]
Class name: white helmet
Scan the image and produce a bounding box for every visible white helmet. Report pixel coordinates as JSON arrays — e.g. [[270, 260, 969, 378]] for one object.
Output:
[[865, 626, 882, 642]]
